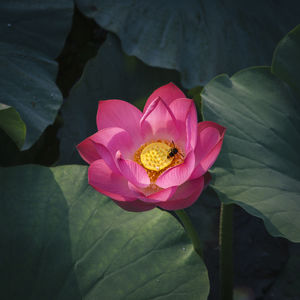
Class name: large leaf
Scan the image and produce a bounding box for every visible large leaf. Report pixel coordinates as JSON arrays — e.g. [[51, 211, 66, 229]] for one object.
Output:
[[58, 34, 181, 164], [201, 66, 300, 242], [0, 103, 26, 149], [0, 1, 73, 149], [272, 24, 300, 96], [76, 0, 300, 88], [0, 164, 209, 299]]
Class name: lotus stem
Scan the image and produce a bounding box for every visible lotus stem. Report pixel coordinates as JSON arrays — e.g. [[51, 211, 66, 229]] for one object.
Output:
[[219, 203, 234, 300], [175, 209, 203, 257]]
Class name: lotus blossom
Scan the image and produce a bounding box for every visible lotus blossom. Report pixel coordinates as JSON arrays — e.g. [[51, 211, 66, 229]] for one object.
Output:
[[77, 83, 225, 212]]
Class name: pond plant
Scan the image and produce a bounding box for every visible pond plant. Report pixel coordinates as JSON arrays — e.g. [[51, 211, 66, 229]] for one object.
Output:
[[1, 2, 300, 300]]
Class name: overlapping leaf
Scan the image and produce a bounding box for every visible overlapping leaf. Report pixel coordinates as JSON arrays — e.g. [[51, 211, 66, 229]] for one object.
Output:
[[0, 104, 25, 149], [0, 165, 209, 300], [272, 24, 300, 96], [0, 1, 73, 149], [76, 0, 300, 88], [201, 27, 300, 241]]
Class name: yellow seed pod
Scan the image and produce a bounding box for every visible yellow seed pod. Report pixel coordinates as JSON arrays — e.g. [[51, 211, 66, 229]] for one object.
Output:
[[140, 142, 173, 171]]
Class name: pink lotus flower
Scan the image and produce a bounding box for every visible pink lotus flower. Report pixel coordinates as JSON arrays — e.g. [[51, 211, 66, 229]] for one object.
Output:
[[77, 83, 225, 212]]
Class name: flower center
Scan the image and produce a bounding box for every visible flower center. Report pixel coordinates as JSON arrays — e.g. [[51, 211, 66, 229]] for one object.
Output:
[[134, 140, 184, 184], [140, 142, 173, 171]]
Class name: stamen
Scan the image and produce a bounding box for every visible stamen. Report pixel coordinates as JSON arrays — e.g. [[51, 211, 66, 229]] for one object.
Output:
[[140, 142, 173, 171], [134, 140, 184, 187]]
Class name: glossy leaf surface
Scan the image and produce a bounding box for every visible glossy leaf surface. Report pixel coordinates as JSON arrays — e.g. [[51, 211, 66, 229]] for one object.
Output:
[[0, 104, 26, 149], [0, 164, 209, 300], [272, 24, 300, 96], [0, 1, 73, 149], [76, 0, 300, 88], [202, 66, 300, 242]]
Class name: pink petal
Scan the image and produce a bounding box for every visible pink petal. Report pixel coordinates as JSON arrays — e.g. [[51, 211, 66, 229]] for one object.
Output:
[[185, 105, 198, 151], [191, 121, 226, 179], [158, 190, 200, 211], [140, 97, 179, 141], [97, 100, 143, 143], [88, 159, 139, 201], [156, 151, 195, 189], [92, 127, 136, 157], [196, 121, 226, 161], [90, 127, 136, 171], [77, 136, 101, 164], [116, 151, 150, 188], [169, 98, 198, 151], [113, 199, 156, 212], [158, 176, 204, 210], [197, 121, 225, 158], [140, 186, 177, 203], [169, 175, 204, 200], [200, 137, 225, 170], [143, 82, 186, 113], [92, 143, 120, 174], [95, 187, 134, 202], [128, 182, 177, 203]]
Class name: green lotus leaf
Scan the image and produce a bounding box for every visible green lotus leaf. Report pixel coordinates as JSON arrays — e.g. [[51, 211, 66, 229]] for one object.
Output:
[[201, 66, 300, 242], [0, 104, 26, 149], [0, 1, 73, 149], [0, 164, 209, 300], [76, 0, 300, 88], [272, 24, 300, 96]]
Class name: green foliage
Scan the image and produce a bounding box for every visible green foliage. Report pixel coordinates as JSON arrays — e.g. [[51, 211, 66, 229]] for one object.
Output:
[[272, 24, 300, 96], [0, 1, 73, 149], [76, 0, 300, 88], [0, 104, 26, 149], [0, 165, 209, 300], [201, 26, 300, 242], [1, 0, 300, 297]]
